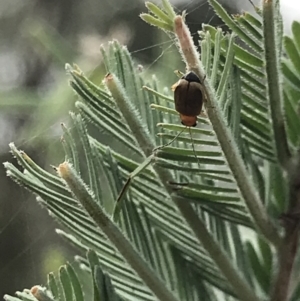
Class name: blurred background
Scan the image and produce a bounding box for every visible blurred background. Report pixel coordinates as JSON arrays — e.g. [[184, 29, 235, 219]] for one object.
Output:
[[0, 0, 277, 297]]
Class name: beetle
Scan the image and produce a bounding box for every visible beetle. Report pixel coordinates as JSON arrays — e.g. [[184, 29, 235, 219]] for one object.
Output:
[[113, 71, 205, 214], [172, 71, 204, 127]]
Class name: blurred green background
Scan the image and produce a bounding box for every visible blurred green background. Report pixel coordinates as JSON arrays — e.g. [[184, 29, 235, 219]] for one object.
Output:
[[0, 0, 241, 296]]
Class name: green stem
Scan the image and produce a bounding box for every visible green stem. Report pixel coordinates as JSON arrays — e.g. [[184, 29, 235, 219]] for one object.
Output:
[[269, 224, 299, 301], [173, 15, 280, 248], [262, 0, 290, 169], [175, 200, 261, 301], [57, 162, 180, 301], [270, 154, 300, 301], [105, 72, 260, 301]]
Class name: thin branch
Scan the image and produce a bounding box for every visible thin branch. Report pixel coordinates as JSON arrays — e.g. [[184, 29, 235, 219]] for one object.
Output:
[[270, 222, 299, 301], [270, 153, 300, 301], [173, 196, 262, 301], [105, 72, 260, 301], [262, 0, 291, 169], [263, 1, 297, 299], [57, 162, 180, 301], [173, 15, 281, 247]]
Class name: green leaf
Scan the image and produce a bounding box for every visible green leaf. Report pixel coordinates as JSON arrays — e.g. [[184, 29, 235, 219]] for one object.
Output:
[[145, 2, 172, 24], [283, 90, 300, 147], [59, 266, 73, 301], [140, 14, 174, 32], [284, 35, 300, 75], [47, 273, 60, 301], [87, 250, 102, 301], [246, 241, 270, 294], [65, 263, 84, 301], [208, 0, 262, 53]]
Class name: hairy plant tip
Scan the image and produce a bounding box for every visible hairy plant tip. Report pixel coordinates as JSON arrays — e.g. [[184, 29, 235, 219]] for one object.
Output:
[[104, 73, 154, 155], [57, 162, 86, 196], [57, 165, 180, 301], [104, 73, 130, 108], [57, 161, 109, 228], [30, 286, 54, 301], [174, 16, 203, 77], [65, 63, 72, 72], [3, 162, 13, 175], [65, 63, 81, 74], [9, 142, 19, 157], [8, 144, 36, 170], [8, 143, 26, 167], [56, 161, 69, 178]]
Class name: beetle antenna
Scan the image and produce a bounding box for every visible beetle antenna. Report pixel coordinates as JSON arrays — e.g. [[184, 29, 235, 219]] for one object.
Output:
[[188, 127, 201, 169], [154, 127, 186, 151]]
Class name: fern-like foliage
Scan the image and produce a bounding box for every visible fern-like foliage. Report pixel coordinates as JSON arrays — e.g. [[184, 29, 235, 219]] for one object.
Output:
[[4, 1, 300, 301]]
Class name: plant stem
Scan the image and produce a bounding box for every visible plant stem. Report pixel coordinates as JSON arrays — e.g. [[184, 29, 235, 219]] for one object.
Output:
[[57, 162, 180, 301], [262, 0, 290, 169], [263, 1, 298, 299], [270, 154, 300, 301], [174, 15, 281, 248], [174, 197, 261, 301], [270, 223, 299, 301], [105, 73, 260, 301]]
